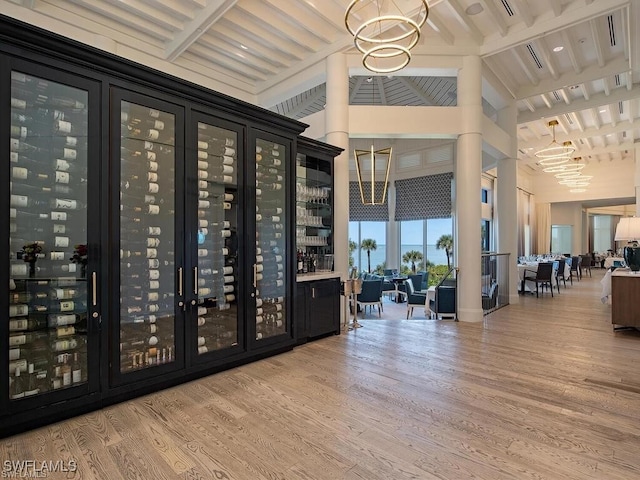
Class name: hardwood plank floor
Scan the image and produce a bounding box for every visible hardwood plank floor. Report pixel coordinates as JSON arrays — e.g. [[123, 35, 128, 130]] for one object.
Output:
[[2, 271, 640, 479]]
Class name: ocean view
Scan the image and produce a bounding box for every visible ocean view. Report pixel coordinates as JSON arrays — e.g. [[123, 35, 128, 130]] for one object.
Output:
[[352, 244, 450, 271]]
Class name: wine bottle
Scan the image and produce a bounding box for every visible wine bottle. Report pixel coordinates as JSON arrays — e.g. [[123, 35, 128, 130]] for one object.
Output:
[[9, 304, 30, 317], [56, 325, 76, 337], [23, 363, 40, 397], [48, 313, 79, 327], [71, 352, 82, 384], [51, 263, 78, 274], [9, 291, 45, 304], [59, 355, 72, 387], [9, 367, 24, 400], [11, 72, 49, 90], [33, 299, 87, 314], [52, 158, 87, 174], [51, 336, 81, 352], [121, 112, 165, 131]]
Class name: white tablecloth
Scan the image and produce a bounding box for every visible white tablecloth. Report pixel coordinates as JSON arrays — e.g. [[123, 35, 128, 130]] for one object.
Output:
[[603, 257, 625, 269], [517, 262, 562, 292]]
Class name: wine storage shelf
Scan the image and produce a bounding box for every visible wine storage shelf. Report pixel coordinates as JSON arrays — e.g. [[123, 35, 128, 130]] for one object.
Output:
[[0, 14, 333, 437]]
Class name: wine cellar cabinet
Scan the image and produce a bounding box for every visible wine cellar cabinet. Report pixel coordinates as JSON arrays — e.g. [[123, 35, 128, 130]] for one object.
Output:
[[0, 15, 306, 435]]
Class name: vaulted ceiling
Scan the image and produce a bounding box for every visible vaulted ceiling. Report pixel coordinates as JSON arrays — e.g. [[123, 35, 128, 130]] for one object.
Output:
[[3, 0, 638, 177]]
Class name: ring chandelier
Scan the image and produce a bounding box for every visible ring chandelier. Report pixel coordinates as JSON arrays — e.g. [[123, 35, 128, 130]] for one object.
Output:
[[554, 158, 591, 192], [535, 120, 575, 162], [345, 0, 429, 73]]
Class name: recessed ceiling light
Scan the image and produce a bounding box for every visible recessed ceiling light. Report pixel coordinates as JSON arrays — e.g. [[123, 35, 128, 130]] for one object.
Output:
[[465, 2, 483, 15], [553, 46, 564, 52]]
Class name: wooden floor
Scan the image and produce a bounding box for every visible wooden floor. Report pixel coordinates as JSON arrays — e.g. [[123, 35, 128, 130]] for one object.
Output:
[[3, 271, 640, 479]]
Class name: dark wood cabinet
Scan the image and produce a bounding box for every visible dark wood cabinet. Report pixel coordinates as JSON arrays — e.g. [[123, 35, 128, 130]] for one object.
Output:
[[611, 270, 640, 328], [0, 14, 314, 436], [295, 277, 340, 343]]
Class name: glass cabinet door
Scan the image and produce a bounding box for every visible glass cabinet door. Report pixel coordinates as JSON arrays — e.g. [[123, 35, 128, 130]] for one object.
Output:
[[115, 94, 183, 378], [295, 153, 333, 273], [191, 118, 240, 358], [7, 68, 98, 403], [254, 137, 288, 340]]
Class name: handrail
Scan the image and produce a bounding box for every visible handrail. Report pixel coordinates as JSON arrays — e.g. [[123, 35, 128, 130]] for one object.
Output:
[[435, 266, 457, 288]]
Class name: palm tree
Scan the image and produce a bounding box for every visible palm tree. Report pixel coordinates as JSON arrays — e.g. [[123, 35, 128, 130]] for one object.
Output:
[[436, 234, 454, 269], [360, 238, 377, 273], [348, 239, 358, 267], [402, 250, 423, 273]]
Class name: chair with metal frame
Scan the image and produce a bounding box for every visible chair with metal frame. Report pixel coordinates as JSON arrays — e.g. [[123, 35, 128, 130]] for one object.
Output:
[[580, 254, 592, 278], [555, 258, 567, 290], [405, 278, 427, 319], [356, 279, 383, 317], [570, 256, 581, 282], [428, 269, 457, 320], [523, 262, 555, 297]]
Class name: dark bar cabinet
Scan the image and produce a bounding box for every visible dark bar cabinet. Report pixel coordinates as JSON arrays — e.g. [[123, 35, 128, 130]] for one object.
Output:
[[0, 14, 316, 436]]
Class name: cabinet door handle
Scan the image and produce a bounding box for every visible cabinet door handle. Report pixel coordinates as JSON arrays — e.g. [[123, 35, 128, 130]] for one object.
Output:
[[193, 267, 198, 295], [91, 271, 97, 306], [253, 264, 258, 288], [312, 287, 315, 298], [178, 267, 183, 296]]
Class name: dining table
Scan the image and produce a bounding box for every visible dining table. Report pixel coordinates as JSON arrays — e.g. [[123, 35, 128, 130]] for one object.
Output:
[[390, 276, 408, 303], [517, 261, 565, 294], [603, 257, 625, 269]]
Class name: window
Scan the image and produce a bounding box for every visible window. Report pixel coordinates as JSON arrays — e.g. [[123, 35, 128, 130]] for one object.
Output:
[[396, 218, 453, 274], [427, 218, 453, 268], [481, 219, 490, 252], [551, 225, 572, 255], [593, 215, 612, 252], [349, 221, 386, 274], [400, 220, 424, 274]]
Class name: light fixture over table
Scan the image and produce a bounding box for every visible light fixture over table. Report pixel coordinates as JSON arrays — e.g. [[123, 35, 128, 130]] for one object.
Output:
[[535, 120, 575, 163], [345, 0, 429, 73], [354, 76, 392, 205]]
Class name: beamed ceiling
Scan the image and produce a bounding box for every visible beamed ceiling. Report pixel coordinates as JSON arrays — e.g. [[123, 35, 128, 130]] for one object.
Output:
[[2, 0, 638, 177]]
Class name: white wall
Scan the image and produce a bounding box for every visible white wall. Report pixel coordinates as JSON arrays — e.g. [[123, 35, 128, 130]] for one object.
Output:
[[550, 203, 584, 254]]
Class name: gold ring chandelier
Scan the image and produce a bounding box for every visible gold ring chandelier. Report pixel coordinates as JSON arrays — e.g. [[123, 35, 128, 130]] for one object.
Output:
[[345, 0, 429, 73], [535, 120, 575, 163]]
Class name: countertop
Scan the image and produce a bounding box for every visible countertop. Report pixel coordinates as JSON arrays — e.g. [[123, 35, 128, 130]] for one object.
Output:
[[296, 272, 343, 282]]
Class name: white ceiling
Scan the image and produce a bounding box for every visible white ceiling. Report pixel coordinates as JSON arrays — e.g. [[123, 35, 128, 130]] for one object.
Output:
[[3, 0, 638, 180]]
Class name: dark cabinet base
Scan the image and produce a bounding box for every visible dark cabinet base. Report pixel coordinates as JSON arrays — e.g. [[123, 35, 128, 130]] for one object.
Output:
[[295, 277, 340, 343]]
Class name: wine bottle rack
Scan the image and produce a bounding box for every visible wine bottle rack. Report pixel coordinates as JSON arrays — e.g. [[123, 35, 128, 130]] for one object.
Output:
[[195, 122, 239, 353], [8, 71, 90, 400], [255, 139, 287, 340], [119, 101, 176, 372]]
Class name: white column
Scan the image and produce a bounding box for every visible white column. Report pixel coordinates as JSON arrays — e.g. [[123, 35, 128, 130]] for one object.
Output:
[[496, 101, 520, 305], [326, 53, 350, 280], [386, 182, 399, 270], [635, 145, 640, 216], [455, 56, 483, 322]]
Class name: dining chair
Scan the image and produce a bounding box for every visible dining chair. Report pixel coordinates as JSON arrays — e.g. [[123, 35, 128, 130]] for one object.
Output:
[[555, 258, 567, 290], [523, 262, 555, 297], [481, 282, 499, 310], [579, 254, 592, 278], [356, 279, 383, 317], [405, 278, 427, 319], [570, 256, 581, 282]]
